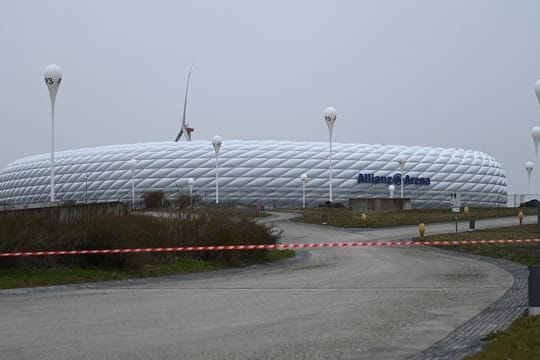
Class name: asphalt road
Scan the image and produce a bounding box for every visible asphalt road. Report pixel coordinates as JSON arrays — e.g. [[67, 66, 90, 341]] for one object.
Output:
[[0, 214, 528, 360]]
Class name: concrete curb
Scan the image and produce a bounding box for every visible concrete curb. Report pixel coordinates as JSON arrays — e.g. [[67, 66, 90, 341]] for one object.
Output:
[[409, 249, 528, 360]]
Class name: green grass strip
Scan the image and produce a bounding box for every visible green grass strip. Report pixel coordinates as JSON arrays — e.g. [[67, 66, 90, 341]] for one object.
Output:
[[467, 315, 540, 360], [0, 250, 295, 289]]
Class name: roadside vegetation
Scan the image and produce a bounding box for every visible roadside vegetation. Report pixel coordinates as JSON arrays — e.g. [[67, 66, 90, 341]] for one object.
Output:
[[423, 223, 539, 266], [467, 314, 540, 360], [0, 205, 292, 289], [289, 207, 536, 228]]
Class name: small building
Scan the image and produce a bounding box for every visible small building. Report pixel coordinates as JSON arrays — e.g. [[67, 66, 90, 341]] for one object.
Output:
[[349, 198, 412, 212]]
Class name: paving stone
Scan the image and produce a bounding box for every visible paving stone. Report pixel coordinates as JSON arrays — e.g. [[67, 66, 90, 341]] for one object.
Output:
[[409, 249, 529, 360]]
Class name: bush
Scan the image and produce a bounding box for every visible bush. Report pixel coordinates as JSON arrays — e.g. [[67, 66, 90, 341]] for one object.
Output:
[[174, 194, 201, 208], [0, 207, 281, 270], [143, 191, 166, 209]]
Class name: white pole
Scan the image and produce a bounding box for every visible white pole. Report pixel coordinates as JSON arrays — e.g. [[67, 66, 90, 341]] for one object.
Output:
[[44, 64, 62, 203], [131, 170, 135, 209], [302, 181, 306, 208], [400, 164, 404, 199], [324, 107, 337, 203], [300, 173, 308, 209], [329, 130, 333, 203], [398, 158, 406, 199], [212, 135, 222, 205], [51, 103, 55, 202], [215, 155, 219, 204], [128, 159, 137, 210], [187, 178, 194, 208]]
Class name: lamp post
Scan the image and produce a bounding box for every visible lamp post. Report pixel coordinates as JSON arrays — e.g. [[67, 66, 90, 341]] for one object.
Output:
[[300, 173, 308, 208], [534, 80, 540, 194], [187, 177, 194, 208], [44, 64, 62, 203], [128, 159, 138, 209], [526, 161, 534, 194], [532, 126, 540, 159], [85, 172, 88, 202], [212, 135, 222, 204], [324, 107, 337, 203], [388, 184, 395, 199], [398, 157, 407, 199]]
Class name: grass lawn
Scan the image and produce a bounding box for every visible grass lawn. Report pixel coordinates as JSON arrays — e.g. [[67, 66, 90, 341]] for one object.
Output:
[[0, 250, 295, 289], [289, 207, 536, 228], [466, 315, 540, 360], [424, 224, 540, 266]]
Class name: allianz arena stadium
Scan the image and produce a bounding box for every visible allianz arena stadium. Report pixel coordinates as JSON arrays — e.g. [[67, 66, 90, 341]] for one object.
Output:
[[0, 140, 507, 208]]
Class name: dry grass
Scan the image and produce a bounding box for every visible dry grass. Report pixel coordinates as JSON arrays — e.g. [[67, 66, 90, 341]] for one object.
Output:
[[290, 207, 535, 228]]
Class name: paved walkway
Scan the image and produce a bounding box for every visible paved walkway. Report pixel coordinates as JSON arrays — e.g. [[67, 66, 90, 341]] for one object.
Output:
[[343, 215, 535, 359], [409, 251, 528, 359], [281, 213, 536, 359]]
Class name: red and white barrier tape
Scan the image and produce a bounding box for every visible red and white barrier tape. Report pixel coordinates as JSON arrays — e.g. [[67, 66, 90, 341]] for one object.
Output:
[[1, 239, 540, 257]]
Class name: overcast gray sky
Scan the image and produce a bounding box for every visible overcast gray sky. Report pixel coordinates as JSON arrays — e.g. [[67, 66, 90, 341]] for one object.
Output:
[[2, 0, 540, 195]]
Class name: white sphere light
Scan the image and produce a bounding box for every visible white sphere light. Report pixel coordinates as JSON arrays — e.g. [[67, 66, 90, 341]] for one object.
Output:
[[212, 135, 222, 154], [388, 184, 395, 191], [300, 173, 308, 181], [187, 177, 194, 186], [526, 160, 534, 193], [324, 107, 337, 130], [532, 127, 540, 158], [128, 158, 138, 171], [44, 64, 62, 105], [535, 79, 540, 106]]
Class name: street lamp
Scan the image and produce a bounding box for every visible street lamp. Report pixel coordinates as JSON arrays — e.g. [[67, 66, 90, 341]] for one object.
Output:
[[388, 184, 395, 199], [324, 107, 337, 203], [85, 172, 88, 202], [187, 177, 194, 207], [212, 135, 222, 204], [533, 80, 540, 192], [526, 161, 534, 194], [128, 158, 138, 209], [398, 156, 407, 199], [532, 126, 540, 160], [44, 64, 62, 203], [300, 173, 308, 208]]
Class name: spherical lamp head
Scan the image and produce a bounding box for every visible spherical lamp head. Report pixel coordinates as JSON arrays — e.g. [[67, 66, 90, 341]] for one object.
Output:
[[300, 173, 308, 182], [535, 79, 540, 106], [324, 106, 337, 131], [44, 64, 62, 106], [532, 127, 540, 158], [388, 184, 395, 192], [128, 158, 138, 172], [187, 177, 194, 186], [212, 135, 222, 155], [526, 161, 534, 177]]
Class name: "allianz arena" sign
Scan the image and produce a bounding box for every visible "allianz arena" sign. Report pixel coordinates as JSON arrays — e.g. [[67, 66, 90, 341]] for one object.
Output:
[[357, 173, 431, 186]]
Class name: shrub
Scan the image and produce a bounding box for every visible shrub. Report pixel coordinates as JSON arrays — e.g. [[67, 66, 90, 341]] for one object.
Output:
[[0, 206, 281, 270], [143, 191, 166, 209]]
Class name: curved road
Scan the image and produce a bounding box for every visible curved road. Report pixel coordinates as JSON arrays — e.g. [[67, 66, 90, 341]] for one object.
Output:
[[0, 214, 525, 359]]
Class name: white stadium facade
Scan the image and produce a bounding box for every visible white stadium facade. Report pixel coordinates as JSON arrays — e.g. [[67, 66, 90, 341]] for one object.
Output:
[[0, 140, 507, 208]]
